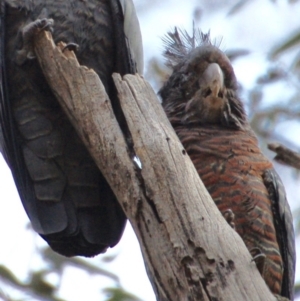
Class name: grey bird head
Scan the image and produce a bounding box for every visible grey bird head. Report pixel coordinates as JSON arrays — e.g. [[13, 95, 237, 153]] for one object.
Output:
[[159, 28, 247, 130]]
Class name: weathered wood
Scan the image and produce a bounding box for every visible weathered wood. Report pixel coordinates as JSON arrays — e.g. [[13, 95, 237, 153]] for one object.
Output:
[[33, 30, 275, 301]]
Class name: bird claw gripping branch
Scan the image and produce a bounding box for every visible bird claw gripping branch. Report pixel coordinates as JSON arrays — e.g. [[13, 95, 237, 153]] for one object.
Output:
[[15, 18, 54, 65], [222, 209, 236, 230]]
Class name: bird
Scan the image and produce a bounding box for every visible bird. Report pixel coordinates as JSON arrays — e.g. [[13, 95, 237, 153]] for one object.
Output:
[[159, 28, 295, 300], [0, 0, 143, 257]]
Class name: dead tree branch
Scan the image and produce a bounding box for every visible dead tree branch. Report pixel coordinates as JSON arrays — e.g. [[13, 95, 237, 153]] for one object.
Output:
[[268, 143, 300, 170], [33, 30, 275, 301]]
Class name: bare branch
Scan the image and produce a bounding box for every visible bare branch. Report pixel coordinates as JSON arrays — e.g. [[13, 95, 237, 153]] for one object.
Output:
[[33, 30, 275, 301], [268, 143, 300, 170]]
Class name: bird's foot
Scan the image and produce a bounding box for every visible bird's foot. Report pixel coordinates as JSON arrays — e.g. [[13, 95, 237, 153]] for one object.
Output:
[[250, 247, 266, 275], [62, 43, 79, 53], [15, 18, 54, 65], [274, 294, 290, 301], [222, 209, 236, 230]]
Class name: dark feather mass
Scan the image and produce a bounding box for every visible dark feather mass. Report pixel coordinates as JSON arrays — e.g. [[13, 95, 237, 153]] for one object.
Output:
[[0, 0, 143, 257], [160, 28, 295, 300]]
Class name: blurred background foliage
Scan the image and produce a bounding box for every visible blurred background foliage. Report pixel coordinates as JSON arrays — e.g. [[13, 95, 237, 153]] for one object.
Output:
[[0, 242, 142, 301], [1, 0, 300, 300]]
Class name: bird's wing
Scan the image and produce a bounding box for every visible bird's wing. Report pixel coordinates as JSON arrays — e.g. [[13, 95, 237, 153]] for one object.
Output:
[[119, 0, 143, 74], [263, 169, 296, 300], [0, 2, 129, 257], [111, 0, 143, 75], [0, 3, 7, 159], [0, 2, 11, 165], [0, 4, 75, 238]]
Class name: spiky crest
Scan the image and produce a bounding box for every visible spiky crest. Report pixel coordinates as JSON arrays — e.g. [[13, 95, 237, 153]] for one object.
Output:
[[162, 25, 221, 68]]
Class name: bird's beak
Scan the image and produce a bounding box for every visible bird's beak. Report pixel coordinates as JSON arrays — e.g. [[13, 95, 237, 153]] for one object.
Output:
[[201, 63, 224, 97]]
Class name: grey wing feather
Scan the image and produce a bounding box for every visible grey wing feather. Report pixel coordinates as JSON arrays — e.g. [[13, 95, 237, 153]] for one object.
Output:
[[0, 3, 6, 159], [264, 169, 296, 300], [111, 0, 143, 75], [0, 0, 143, 257], [0, 3, 75, 236], [120, 0, 143, 74]]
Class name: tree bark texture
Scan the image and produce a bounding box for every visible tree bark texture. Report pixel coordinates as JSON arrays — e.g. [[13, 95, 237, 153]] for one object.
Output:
[[33, 31, 276, 301]]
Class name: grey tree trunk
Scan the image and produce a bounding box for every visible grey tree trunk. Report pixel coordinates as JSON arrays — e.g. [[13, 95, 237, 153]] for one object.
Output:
[[33, 30, 276, 301]]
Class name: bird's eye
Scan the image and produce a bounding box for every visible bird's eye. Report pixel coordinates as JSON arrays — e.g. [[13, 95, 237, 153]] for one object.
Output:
[[218, 91, 223, 98]]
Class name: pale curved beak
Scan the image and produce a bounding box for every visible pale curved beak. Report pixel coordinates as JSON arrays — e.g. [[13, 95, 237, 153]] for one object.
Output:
[[200, 63, 224, 97]]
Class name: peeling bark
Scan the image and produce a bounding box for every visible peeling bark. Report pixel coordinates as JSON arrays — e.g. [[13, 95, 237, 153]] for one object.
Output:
[[33, 30, 276, 301]]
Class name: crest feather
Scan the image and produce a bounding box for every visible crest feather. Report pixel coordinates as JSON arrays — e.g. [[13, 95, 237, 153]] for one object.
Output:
[[162, 26, 216, 68]]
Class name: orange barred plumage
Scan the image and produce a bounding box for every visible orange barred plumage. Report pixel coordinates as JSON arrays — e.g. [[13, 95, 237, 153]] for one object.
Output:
[[177, 126, 283, 294]]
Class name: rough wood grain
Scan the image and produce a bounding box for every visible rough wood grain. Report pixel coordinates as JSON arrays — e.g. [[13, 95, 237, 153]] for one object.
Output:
[[33, 30, 276, 301]]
